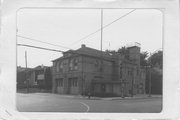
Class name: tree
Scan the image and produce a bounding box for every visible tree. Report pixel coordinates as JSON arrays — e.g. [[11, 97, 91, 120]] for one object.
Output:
[[105, 49, 116, 55], [106, 47, 149, 65], [117, 47, 129, 59], [148, 50, 163, 69], [106, 46, 129, 59], [140, 51, 148, 66], [146, 50, 163, 95]]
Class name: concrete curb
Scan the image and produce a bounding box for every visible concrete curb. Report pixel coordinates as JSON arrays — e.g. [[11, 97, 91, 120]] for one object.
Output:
[[106, 96, 162, 101], [74, 96, 162, 101], [17, 93, 162, 101]]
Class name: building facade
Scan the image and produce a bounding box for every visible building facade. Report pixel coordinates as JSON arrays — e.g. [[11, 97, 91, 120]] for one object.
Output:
[[17, 66, 32, 88], [52, 44, 146, 97], [17, 65, 52, 90]]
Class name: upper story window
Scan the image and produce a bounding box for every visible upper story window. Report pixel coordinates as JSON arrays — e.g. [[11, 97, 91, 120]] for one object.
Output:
[[59, 61, 63, 72], [128, 69, 133, 76], [74, 58, 78, 70], [136, 69, 139, 76], [69, 59, 74, 70], [94, 59, 103, 72], [56, 62, 60, 72], [69, 58, 79, 71], [56, 61, 63, 73], [94, 60, 100, 67]]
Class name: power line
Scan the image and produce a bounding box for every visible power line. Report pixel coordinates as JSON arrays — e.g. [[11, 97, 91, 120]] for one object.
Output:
[[17, 44, 64, 52], [69, 9, 136, 46], [17, 44, 86, 55], [17, 35, 72, 50], [17, 9, 136, 51]]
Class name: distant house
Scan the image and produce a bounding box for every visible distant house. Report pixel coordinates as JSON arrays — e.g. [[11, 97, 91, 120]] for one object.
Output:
[[33, 65, 52, 90], [17, 66, 32, 88], [52, 44, 146, 97], [17, 65, 52, 90]]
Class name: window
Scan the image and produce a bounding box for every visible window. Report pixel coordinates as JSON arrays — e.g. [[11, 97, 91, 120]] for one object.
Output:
[[74, 58, 78, 70], [69, 59, 74, 71], [74, 79, 78, 87], [57, 78, 63, 87], [94, 59, 99, 67], [137, 69, 139, 75], [128, 70, 132, 76], [56, 61, 64, 73], [69, 58, 79, 71], [56, 62, 60, 72], [68, 77, 78, 87], [94, 59, 103, 72], [100, 65, 103, 72], [59, 61, 63, 72]]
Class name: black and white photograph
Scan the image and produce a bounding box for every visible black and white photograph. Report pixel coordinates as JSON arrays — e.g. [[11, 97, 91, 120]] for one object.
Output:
[[16, 8, 163, 113]]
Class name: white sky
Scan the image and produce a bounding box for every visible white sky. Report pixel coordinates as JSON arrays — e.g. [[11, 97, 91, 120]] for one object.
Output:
[[17, 9, 163, 68]]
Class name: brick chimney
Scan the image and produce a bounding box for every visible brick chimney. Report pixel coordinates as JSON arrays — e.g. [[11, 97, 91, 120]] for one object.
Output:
[[127, 46, 140, 66], [81, 44, 86, 48]]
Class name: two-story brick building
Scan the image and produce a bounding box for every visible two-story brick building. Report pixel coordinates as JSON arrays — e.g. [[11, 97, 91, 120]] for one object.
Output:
[[52, 44, 146, 97]]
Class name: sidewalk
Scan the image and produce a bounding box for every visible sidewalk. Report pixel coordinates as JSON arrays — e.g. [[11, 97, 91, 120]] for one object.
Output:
[[17, 92, 162, 101], [100, 95, 162, 101]]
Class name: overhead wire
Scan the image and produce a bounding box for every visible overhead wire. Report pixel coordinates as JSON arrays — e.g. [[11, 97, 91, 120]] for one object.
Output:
[[69, 9, 136, 46], [17, 35, 72, 50], [17, 44, 64, 52], [17, 9, 136, 54], [17, 9, 136, 51]]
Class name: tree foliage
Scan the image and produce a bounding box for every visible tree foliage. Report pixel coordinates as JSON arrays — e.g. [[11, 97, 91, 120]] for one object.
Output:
[[148, 50, 163, 69], [140, 51, 148, 66], [106, 47, 149, 66], [146, 50, 163, 94], [106, 47, 163, 95]]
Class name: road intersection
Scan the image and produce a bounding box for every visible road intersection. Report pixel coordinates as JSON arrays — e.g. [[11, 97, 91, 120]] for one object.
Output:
[[17, 93, 162, 113]]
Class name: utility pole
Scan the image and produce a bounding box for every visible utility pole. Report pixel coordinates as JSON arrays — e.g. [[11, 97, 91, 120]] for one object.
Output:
[[81, 56, 84, 96], [122, 63, 126, 98], [25, 51, 29, 93], [131, 67, 134, 97], [100, 8, 103, 79], [148, 53, 152, 97], [101, 9, 103, 54]]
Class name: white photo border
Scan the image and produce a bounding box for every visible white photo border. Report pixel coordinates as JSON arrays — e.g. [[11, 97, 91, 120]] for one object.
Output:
[[0, 0, 180, 120]]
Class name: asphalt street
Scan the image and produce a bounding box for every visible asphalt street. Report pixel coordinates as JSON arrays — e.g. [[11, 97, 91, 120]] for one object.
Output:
[[16, 93, 162, 113]]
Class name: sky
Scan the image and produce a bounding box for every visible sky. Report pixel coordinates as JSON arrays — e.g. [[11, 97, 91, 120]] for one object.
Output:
[[17, 9, 163, 68]]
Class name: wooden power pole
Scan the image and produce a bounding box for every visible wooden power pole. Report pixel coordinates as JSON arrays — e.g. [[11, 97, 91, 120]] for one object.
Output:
[[25, 51, 29, 93]]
